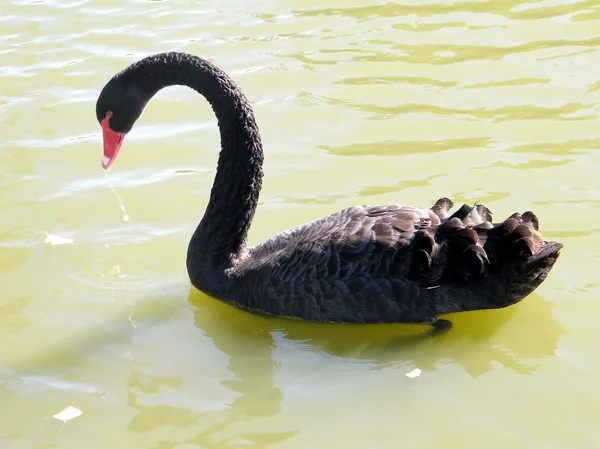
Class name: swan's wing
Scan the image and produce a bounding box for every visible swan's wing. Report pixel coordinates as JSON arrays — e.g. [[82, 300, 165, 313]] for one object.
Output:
[[236, 198, 551, 322], [250, 197, 544, 286], [304, 203, 438, 281]]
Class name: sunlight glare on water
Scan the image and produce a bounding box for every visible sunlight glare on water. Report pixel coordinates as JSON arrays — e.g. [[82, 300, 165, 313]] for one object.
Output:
[[1, 0, 599, 448]]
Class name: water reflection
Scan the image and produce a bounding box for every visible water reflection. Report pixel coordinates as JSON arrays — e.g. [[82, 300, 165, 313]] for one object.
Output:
[[122, 289, 561, 445], [189, 288, 562, 378], [125, 290, 298, 449]]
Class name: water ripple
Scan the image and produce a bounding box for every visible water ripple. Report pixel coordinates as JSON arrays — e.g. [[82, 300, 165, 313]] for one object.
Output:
[[299, 92, 598, 122], [293, 0, 599, 21], [320, 137, 494, 156], [2, 0, 599, 447]]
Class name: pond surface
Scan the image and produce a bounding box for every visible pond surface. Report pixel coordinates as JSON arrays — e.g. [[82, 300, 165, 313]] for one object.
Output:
[[1, 0, 599, 448]]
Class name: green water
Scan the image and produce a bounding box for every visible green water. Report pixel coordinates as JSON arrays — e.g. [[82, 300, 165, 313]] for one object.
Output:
[[1, 0, 599, 448]]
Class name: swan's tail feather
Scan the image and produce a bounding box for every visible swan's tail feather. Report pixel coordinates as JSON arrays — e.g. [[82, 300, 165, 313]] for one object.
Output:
[[413, 198, 563, 285]]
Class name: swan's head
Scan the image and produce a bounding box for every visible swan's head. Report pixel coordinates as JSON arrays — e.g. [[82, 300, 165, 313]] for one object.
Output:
[[96, 77, 147, 170]]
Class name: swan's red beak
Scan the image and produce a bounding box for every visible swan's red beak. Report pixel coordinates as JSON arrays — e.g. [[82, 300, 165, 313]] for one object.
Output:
[[101, 116, 125, 170]]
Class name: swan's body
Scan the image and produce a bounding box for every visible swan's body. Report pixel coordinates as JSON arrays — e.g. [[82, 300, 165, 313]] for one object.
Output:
[[96, 52, 562, 325]]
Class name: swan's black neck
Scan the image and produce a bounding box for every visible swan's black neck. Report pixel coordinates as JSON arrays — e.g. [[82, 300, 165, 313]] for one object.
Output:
[[117, 52, 263, 294]]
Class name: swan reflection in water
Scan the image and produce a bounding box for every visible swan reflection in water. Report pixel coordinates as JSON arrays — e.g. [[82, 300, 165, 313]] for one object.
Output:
[[122, 288, 562, 448], [92, 52, 565, 446]]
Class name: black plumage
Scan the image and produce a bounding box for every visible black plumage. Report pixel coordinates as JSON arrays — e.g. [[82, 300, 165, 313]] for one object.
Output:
[[96, 52, 563, 326]]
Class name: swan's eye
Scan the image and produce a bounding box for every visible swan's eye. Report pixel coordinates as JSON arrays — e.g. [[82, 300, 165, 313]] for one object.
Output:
[[105, 110, 113, 119]]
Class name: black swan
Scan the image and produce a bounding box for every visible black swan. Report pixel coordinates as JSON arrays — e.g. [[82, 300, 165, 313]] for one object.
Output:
[[95, 52, 563, 327]]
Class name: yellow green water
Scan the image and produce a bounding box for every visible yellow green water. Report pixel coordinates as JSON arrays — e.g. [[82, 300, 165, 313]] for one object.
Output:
[[1, 0, 599, 447]]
